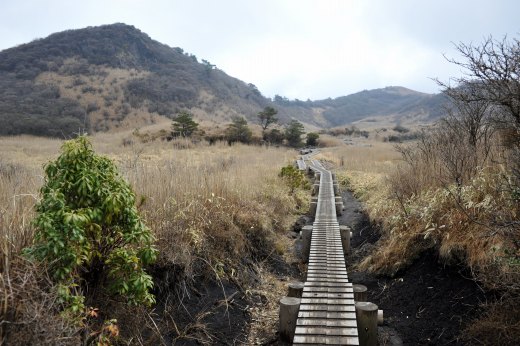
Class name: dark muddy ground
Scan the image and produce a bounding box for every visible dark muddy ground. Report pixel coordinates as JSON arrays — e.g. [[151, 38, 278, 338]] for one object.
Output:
[[148, 187, 490, 346], [339, 189, 490, 346], [150, 252, 301, 345]]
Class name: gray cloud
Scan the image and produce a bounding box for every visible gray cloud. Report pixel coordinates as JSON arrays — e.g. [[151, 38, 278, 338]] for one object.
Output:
[[0, 0, 518, 100]]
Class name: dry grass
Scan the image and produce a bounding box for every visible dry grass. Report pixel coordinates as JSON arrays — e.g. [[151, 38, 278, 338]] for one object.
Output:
[[316, 141, 401, 176], [315, 134, 345, 148], [336, 137, 520, 295], [0, 134, 303, 344], [322, 131, 520, 343], [462, 296, 520, 345], [318, 136, 519, 290], [121, 140, 302, 281]]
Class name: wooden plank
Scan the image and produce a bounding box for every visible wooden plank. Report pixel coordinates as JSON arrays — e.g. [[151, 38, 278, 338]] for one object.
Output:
[[302, 292, 355, 299], [293, 335, 360, 345], [295, 326, 358, 336], [303, 286, 353, 293], [300, 298, 356, 305], [296, 318, 358, 327], [299, 304, 355, 312]]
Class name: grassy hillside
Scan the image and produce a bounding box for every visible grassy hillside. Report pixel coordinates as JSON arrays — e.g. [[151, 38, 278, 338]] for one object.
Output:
[[0, 24, 447, 138], [0, 24, 273, 136]]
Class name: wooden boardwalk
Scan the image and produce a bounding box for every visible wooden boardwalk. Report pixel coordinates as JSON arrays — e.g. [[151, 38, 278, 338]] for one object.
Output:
[[293, 159, 359, 345], [296, 158, 307, 171]]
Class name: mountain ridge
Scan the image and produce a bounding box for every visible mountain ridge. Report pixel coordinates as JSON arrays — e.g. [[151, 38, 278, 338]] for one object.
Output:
[[0, 23, 447, 137]]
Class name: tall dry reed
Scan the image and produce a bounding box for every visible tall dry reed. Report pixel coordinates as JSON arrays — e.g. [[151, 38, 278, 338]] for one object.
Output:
[[0, 135, 302, 344]]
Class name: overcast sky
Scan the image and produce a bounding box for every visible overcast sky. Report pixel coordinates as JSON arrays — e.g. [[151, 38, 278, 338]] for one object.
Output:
[[0, 0, 518, 100]]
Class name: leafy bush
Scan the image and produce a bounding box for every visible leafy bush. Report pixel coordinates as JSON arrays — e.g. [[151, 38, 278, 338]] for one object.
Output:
[[279, 165, 310, 193], [24, 136, 157, 313], [393, 125, 409, 133], [265, 128, 285, 145]]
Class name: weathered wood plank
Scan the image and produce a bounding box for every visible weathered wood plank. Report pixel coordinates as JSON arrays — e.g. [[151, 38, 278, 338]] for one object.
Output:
[[296, 318, 358, 327], [293, 335, 360, 345]]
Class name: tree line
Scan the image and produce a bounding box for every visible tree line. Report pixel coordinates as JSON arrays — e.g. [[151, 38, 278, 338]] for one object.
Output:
[[170, 106, 320, 147]]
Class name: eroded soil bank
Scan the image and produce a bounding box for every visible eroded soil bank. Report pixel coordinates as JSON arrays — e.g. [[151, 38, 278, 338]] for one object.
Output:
[[339, 189, 491, 345]]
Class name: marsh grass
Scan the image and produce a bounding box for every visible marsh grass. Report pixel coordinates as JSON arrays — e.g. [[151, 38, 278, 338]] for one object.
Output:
[[317, 141, 401, 176], [0, 134, 303, 344], [326, 133, 519, 344], [336, 137, 520, 294]]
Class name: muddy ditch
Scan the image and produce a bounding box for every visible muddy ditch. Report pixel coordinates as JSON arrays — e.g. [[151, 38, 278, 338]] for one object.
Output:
[[147, 247, 302, 345]]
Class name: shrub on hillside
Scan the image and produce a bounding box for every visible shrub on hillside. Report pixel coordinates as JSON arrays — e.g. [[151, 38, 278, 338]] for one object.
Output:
[[24, 136, 157, 314]]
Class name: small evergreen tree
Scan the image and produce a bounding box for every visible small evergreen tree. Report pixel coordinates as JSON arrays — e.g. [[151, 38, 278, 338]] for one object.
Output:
[[172, 111, 199, 137], [285, 120, 305, 147], [258, 106, 278, 131], [226, 116, 252, 144], [24, 136, 157, 313], [265, 128, 285, 145], [306, 132, 319, 146], [279, 165, 310, 194]]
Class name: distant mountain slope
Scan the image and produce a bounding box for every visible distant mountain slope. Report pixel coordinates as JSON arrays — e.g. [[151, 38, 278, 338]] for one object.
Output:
[[0, 23, 448, 137], [275, 86, 447, 127]]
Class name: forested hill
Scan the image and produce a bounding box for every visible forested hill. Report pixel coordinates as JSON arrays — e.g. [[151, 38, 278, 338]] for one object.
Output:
[[0, 23, 447, 137]]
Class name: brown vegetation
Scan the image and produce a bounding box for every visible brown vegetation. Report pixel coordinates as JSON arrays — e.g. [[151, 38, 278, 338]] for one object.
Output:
[[335, 35, 520, 344], [0, 134, 305, 344]]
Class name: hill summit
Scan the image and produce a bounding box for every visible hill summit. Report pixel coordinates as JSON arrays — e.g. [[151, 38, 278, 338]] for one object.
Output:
[[0, 23, 446, 137]]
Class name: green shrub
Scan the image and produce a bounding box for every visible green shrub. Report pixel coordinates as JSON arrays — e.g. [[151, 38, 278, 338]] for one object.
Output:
[[279, 165, 310, 193], [24, 136, 157, 313]]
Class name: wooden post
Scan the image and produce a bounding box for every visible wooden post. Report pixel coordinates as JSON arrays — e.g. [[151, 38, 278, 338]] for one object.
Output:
[[339, 225, 351, 256], [355, 301, 378, 346], [279, 297, 301, 342], [378, 309, 384, 325], [353, 284, 368, 302], [335, 197, 343, 216], [301, 226, 313, 262], [309, 202, 317, 216], [315, 172, 321, 182], [333, 183, 340, 196], [335, 202, 343, 216], [287, 281, 305, 298], [312, 183, 320, 196], [331, 172, 337, 182], [309, 196, 318, 216], [294, 233, 302, 260]]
